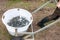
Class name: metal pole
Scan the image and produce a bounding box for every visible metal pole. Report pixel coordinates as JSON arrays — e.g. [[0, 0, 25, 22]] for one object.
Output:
[[34, 18, 60, 34], [31, 24, 34, 40], [32, 0, 51, 14], [23, 18, 60, 38], [54, 0, 58, 3], [24, 24, 34, 40]]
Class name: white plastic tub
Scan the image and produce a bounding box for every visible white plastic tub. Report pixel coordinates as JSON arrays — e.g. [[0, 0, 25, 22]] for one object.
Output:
[[2, 8, 33, 36]]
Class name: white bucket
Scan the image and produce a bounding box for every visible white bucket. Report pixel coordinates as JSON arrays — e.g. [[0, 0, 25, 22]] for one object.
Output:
[[2, 8, 33, 36]]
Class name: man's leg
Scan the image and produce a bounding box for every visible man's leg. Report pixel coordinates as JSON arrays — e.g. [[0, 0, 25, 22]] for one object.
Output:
[[37, 7, 59, 28]]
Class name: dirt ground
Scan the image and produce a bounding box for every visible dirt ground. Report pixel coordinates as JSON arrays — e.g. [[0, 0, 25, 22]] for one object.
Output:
[[0, 1, 60, 40]]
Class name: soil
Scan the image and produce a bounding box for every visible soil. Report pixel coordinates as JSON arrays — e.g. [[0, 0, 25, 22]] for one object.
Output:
[[0, 1, 60, 40]]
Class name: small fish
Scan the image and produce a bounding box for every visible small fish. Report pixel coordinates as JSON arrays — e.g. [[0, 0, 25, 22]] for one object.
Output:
[[7, 16, 29, 27]]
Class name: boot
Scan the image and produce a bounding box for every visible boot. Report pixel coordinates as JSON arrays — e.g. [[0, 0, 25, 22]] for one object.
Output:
[[37, 17, 49, 28]]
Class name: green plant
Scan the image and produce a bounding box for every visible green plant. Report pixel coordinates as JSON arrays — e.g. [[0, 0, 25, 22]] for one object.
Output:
[[9, 0, 21, 1]]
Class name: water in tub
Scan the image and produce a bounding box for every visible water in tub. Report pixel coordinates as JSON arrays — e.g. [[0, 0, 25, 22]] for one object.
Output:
[[7, 16, 29, 27]]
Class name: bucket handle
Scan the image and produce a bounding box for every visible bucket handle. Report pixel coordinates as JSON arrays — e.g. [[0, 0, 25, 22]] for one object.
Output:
[[2, 15, 5, 20], [30, 16, 33, 20]]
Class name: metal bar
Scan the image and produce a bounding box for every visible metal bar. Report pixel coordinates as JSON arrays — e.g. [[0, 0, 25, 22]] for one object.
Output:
[[54, 0, 58, 3], [18, 32, 33, 34], [32, 1, 51, 14], [34, 18, 60, 34], [24, 35, 31, 39], [24, 24, 34, 39], [31, 24, 34, 40]]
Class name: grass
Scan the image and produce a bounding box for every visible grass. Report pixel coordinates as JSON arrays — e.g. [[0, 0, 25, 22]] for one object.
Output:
[[6, 0, 56, 10], [6, 0, 22, 7], [6, 1, 45, 11], [9, 0, 22, 2], [6, 1, 31, 8], [46, 3, 56, 8], [0, 26, 12, 40]]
